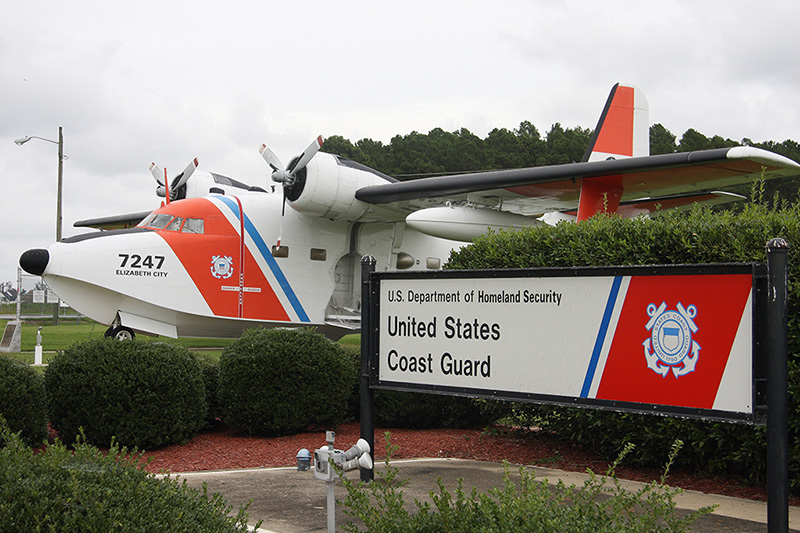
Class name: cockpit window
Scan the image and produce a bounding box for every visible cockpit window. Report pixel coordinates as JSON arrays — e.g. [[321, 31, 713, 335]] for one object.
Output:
[[136, 213, 157, 228], [148, 214, 174, 229], [135, 212, 203, 233], [165, 217, 184, 231], [182, 218, 204, 234]]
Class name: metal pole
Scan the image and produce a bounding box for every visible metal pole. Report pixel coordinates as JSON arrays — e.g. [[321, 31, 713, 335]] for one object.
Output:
[[56, 126, 63, 242], [360, 255, 376, 482], [53, 126, 63, 326], [15, 267, 21, 324], [766, 237, 789, 533], [326, 432, 336, 533]]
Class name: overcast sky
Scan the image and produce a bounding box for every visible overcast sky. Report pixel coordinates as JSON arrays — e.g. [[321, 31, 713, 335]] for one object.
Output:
[[2, 0, 799, 285]]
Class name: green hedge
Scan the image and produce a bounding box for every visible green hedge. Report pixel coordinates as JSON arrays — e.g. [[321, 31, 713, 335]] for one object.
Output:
[[0, 356, 47, 446], [374, 390, 490, 429], [447, 202, 800, 487], [0, 422, 257, 532], [218, 327, 356, 436], [45, 339, 206, 449], [195, 352, 223, 426]]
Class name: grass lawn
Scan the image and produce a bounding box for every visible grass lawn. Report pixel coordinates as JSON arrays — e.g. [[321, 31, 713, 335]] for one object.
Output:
[[1, 319, 361, 364], [1, 318, 234, 362]]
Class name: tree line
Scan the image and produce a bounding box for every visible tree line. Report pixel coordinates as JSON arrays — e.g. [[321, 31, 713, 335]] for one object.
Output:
[[323, 122, 800, 202]]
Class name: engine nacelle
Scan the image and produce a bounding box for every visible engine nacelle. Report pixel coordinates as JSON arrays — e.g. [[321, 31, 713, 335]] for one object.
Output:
[[286, 153, 392, 221], [406, 205, 542, 242]]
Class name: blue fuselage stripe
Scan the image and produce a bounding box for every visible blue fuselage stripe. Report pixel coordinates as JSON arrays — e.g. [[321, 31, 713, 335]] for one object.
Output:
[[217, 196, 309, 322], [580, 276, 623, 398]]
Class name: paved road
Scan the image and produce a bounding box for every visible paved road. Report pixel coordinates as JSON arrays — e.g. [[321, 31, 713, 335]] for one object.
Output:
[[173, 458, 800, 532]]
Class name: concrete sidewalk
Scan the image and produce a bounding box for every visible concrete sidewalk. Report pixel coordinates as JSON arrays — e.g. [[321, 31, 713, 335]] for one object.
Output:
[[173, 458, 800, 532]]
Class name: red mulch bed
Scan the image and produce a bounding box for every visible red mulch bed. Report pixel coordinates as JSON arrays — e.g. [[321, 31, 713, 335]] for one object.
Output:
[[138, 421, 796, 505]]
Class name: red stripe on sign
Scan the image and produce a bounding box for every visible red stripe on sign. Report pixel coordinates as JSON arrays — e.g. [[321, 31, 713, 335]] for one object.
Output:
[[595, 274, 751, 409]]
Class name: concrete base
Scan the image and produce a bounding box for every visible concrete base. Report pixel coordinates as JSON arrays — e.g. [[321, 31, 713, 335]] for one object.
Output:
[[0, 321, 22, 353]]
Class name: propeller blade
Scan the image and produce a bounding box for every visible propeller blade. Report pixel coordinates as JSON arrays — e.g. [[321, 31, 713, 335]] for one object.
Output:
[[288, 135, 324, 175], [172, 158, 199, 190], [149, 162, 165, 186], [164, 167, 170, 204], [259, 144, 283, 172], [276, 188, 286, 249], [258, 136, 324, 250]]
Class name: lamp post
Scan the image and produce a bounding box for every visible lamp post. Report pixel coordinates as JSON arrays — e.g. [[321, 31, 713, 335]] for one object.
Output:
[[15, 126, 64, 324]]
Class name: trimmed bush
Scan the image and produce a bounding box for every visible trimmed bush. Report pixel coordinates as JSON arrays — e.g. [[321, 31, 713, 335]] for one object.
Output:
[[0, 422, 258, 532], [446, 202, 800, 487], [375, 389, 489, 429], [195, 352, 223, 426], [218, 327, 356, 436], [0, 356, 47, 446], [45, 339, 206, 449]]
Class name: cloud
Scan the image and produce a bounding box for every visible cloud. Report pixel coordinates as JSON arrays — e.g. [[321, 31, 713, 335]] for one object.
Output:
[[1, 0, 798, 284]]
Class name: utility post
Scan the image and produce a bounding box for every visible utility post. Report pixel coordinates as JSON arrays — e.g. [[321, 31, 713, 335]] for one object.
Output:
[[14, 126, 65, 325]]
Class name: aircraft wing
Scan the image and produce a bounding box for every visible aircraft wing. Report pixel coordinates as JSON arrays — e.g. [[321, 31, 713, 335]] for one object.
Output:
[[355, 146, 800, 218], [73, 211, 152, 231]]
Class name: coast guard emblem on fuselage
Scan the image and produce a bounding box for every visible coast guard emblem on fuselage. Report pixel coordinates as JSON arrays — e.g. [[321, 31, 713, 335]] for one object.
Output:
[[643, 302, 700, 378], [210, 255, 234, 279]]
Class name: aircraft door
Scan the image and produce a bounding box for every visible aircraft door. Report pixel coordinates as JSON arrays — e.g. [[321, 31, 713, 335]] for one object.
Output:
[[325, 251, 360, 328]]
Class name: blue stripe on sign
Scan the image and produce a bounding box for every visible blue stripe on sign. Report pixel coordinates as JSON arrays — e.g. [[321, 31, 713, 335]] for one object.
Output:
[[217, 196, 310, 322], [580, 276, 623, 398]]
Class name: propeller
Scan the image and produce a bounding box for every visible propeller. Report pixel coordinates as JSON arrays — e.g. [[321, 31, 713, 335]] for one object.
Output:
[[149, 158, 199, 202], [259, 136, 324, 248]]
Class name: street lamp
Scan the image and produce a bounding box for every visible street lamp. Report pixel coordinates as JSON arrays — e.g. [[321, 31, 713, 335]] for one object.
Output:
[[15, 126, 65, 324], [14, 126, 64, 241]]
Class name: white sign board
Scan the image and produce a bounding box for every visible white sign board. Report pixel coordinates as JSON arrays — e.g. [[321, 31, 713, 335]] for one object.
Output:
[[373, 265, 760, 422]]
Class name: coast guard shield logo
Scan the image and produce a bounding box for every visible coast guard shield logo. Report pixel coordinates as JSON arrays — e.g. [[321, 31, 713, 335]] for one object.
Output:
[[643, 302, 700, 378], [210, 255, 234, 279]]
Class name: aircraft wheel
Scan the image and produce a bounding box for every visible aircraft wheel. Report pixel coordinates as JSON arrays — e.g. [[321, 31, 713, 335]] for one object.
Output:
[[105, 326, 135, 340]]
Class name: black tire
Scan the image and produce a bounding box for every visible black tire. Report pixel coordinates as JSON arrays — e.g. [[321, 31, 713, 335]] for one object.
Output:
[[104, 326, 135, 340]]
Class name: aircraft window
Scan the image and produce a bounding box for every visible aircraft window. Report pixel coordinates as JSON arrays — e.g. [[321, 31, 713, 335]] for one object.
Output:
[[310, 248, 327, 261], [136, 213, 157, 228], [182, 218, 204, 234], [165, 217, 184, 231], [211, 173, 251, 190], [271, 245, 289, 258], [148, 214, 174, 229]]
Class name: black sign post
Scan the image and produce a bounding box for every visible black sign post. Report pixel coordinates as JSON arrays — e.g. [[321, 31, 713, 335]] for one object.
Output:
[[360, 255, 377, 482], [766, 238, 789, 533]]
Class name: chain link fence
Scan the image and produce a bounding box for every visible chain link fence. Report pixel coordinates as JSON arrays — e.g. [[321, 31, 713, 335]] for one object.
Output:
[[1, 269, 78, 321]]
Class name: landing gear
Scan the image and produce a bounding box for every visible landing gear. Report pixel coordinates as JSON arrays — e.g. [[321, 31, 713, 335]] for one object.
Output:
[[105, 325, 135, 340]]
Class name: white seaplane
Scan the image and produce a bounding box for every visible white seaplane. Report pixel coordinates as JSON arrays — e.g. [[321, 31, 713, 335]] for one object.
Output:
[[19, 83, 800, 339]]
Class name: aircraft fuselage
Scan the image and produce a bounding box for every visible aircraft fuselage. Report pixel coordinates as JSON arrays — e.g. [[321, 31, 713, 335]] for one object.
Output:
[[23, 191, 458, 339]]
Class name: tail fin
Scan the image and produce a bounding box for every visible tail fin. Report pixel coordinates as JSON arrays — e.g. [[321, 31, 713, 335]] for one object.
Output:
[[576, 84, 649, 221], [582, 83, 649, 162]]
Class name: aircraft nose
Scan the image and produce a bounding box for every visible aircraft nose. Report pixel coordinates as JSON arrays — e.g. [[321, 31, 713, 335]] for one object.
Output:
[[20, 248, 50, 276]]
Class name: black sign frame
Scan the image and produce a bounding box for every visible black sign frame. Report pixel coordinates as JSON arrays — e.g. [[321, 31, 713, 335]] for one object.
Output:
[[365, 262, 767, 425]]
